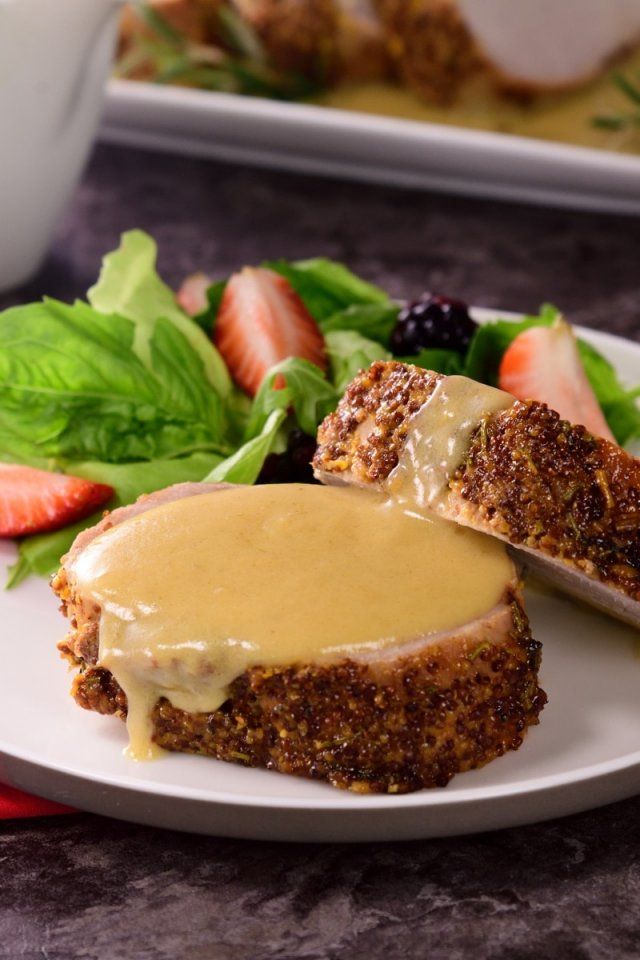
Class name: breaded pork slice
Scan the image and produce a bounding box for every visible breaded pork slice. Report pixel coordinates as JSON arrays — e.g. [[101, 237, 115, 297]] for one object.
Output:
[[314, 361, 640, 628], [374, 0, 640, 104], [53, 483, 544, 794]]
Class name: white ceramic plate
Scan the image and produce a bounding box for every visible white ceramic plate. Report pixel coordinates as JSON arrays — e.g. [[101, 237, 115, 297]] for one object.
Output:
[[1, 315, 640, 842], [101, 80, 640, 215]]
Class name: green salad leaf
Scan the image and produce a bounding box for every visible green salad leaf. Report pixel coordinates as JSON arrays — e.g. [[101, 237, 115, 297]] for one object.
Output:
[[268, 257, 390, 321], [463, 304, 560, 385], [319, 302, 400, 346], [0, 298, 231, 463], [89, 229, 232, 397], [197, 279, 226, 333], [205, 410, 286, 485], [245, 357, 338, 439], [325, 330, 391, 392], [6, 516, 103, 589], [576, 340, 640, 446], [398, 348, 465, 377]]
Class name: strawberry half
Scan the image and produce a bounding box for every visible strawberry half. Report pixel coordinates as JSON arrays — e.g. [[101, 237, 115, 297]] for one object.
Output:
[[214, 267, 327, 396], [498, 317, 615, 442], [0, 464, 114, 538], [176, 272, 212, 317]]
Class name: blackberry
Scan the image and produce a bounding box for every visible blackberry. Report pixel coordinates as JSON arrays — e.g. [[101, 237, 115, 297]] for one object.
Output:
[[257, 429, 318, 485], [390, 293, 477, 356]]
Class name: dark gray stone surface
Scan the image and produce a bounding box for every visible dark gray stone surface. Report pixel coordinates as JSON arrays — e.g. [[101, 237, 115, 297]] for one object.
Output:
[[2, 144, 640, 960], [2, 798, 640, 960]]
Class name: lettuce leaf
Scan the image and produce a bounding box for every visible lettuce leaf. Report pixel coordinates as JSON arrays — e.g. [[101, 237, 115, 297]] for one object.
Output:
[[325, 330, 390, 393], [464, 304, 559, 385], [205, 352, 345, 484], [319, 302, 400, 346], [576, 340, 640, 446], [245, 357, 338, 439], [397, 348, 465, 376], [6, 516, 103, 588], [89, 229, 232, 397], [267, 257, 390, 320], [209, 353, 344, 482], [204, 410, 286, 485]]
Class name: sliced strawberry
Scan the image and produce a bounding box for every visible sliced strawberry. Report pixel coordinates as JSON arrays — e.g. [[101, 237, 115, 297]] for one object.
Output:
[[0, 464, 114, 538], [498, 317, 615, 442], [176, 272, 212, 317], [214, 267, 327, 397]]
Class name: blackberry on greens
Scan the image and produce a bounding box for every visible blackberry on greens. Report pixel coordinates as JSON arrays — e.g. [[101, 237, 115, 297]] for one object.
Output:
[[390, 294, 477, 356], [257, 430, 318, 485]]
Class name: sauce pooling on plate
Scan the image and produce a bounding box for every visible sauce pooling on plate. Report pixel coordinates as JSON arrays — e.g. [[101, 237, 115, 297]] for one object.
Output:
[[69, 484, 513, 759]]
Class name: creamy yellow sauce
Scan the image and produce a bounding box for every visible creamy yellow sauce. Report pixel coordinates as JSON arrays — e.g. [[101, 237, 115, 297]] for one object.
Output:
[[70, 483, 512, 760], [317, 48, 640, 153], [387, 376, 513, 512]]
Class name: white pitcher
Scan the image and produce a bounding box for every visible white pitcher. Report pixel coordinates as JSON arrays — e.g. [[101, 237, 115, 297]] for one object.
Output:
[[0, 0, 122, 292]]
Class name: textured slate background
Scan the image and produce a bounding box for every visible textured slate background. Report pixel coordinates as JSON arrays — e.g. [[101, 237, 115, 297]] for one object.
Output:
[[2, 144, 640, 960]]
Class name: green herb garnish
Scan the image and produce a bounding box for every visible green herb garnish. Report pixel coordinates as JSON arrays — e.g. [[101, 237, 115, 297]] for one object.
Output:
[[117, 2, 319, 101], [592, 73, 640, 132]]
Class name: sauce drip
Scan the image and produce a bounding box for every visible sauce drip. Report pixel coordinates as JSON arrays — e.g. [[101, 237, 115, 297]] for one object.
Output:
[[387, 376, 513, 511], [69, 484, 513, 759]]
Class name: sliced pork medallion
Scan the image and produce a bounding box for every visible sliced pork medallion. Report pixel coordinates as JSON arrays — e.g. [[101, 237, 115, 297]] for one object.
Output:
[[52, 482, 544, 794], [374, 0, 640, 103], [314, 362, 640, 628]]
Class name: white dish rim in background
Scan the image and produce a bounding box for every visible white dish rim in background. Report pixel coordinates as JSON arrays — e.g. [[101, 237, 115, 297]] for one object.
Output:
[[101, 79, 640, 216]]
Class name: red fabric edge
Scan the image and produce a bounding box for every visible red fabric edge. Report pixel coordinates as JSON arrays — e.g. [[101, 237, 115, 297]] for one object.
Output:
[[0, 784, 76, 819]]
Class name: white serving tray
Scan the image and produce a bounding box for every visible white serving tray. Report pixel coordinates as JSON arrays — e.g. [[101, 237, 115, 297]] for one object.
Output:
[[101, 79, 640, 214]]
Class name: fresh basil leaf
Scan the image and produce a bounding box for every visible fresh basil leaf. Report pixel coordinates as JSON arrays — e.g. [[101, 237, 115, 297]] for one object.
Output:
[[0, 416, 61, 469], [325, 330, 390, 393], [5, 452, 223, 587], [88, 229, 231, 397], [245, 358, 338, 439], [204, 410, 286, 484], [0, 298, 230, 462], [464, 304, 560, 385], [319, 302, 400, 346], [397, 348, 464, 376]]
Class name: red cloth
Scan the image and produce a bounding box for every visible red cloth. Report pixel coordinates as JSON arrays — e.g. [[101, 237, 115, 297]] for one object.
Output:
[[0, 783, 75, 819]]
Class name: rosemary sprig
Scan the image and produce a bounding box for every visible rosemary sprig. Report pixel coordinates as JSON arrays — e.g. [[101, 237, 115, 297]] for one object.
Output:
[[117, 2, 320, 102], [217, 4, 266, 65], [592, 72, 640, 131], [135, 2, 183, 45]]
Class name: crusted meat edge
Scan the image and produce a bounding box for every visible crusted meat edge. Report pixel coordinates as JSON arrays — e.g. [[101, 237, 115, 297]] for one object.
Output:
[[53, 562, 544, 794]]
